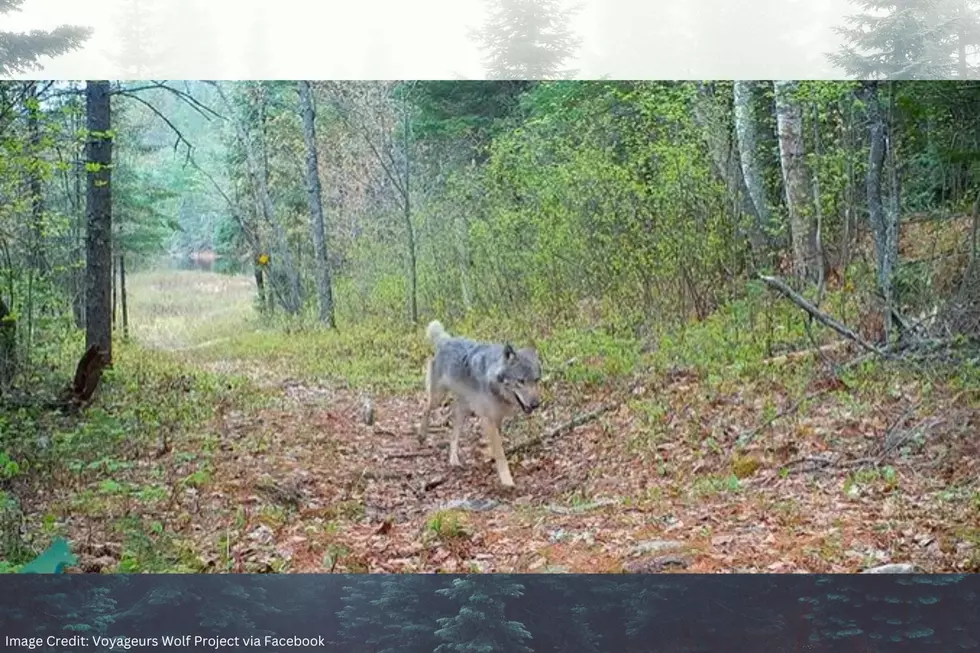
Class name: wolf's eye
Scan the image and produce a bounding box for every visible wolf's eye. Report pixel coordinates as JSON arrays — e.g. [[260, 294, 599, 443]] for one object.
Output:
[[496, 373, 505, 384]]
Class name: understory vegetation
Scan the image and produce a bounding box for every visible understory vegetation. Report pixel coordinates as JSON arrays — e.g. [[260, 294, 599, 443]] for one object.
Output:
[[0, 79, 978, 575]]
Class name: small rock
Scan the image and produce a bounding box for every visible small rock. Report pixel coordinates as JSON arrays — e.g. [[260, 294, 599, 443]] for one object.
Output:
[[630, 540, 686, 556], [249, 524, 275, 545], [548, 529, 568, 543], [623, 555, 690, 573], [441, 498, 499, 512], [576, 531, 596, 547], [361, 397, 375, 426], [861, 563, 922, 574], [527, 556, 548, 571], [79, 555, 117, 573]]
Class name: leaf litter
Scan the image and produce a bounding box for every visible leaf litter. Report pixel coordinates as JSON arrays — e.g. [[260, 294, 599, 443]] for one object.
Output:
[[27, 356, 980, 575]]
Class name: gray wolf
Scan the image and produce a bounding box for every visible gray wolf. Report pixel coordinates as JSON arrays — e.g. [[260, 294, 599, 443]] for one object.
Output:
[[418, 320, 542, 487]]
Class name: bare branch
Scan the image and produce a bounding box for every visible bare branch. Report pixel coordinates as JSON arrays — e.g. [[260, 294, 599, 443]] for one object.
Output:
[[113, 81, 223, 120], [760, 274, 888, 357], [115, 90, 194, 163]]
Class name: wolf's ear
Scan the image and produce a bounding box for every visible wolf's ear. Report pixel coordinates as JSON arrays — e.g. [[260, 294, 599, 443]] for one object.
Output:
[[503, 343, 516, 360]]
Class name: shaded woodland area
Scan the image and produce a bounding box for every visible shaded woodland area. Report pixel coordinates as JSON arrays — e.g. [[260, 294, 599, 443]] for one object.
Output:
[[2, 574, 977, 651], [0, 79, 978, 574]]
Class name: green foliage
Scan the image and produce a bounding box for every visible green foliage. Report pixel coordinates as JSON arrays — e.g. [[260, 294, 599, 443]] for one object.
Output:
[[434, 577, 533, 653], [4, 76, 980, 576], [0, 1, 91, 75], [830, 0, 980, 78], [474, 0, 581, 80]]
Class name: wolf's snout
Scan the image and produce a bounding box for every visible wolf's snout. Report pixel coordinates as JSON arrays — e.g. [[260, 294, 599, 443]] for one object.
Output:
[[523, 395, 540, 413]]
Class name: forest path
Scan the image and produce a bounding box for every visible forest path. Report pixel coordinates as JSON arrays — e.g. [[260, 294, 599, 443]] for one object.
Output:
[[98, 268, 980, 573]]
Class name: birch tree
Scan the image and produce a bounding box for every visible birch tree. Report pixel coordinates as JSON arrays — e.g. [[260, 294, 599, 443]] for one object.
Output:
[[732, 80, 771, 252], [774, 80, 817, 281]]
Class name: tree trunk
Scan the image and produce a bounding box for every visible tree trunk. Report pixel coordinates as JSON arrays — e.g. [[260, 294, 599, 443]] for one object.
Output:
[[26, 81, 46, 272], [883, 82, 902, 340], [0, 298, 15, 390], [773, 80, 815, 282], [402, 104, 419, 325], [859, 80, 898, 341], [692, 83, 760, 246], [85, 80, 113, 365], [111, 252, 117, 331], [72, 97, 85, 329], [120, 252, 129, 340], [215, 82, 303, 315], [809, 102, 827, 294], [732, 81, 770, 250], [297, 80, 336, 328]]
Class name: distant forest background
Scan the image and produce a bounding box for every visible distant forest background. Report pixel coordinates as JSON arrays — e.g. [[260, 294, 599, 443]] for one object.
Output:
[[5, 0, 980, 79]]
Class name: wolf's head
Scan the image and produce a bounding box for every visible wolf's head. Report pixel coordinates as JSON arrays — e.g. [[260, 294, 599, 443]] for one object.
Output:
[[496, 344, 542, 414]]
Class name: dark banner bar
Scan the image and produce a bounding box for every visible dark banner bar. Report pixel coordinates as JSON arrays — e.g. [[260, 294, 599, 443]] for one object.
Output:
[[1, 574, 976, 652]]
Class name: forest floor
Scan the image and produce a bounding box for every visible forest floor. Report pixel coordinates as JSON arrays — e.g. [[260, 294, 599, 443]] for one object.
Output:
[[15, 259, 980, 575]]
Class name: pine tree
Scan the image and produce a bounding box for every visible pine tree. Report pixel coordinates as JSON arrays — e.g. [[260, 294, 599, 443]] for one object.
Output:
[[369, 576, 439, 653], [0, 0, 91, 75], [433, 577, 534, 653], [336, 577, 386, 649], [474, 0, 581, 79], [830, 0, 980, 78], [113, 0, 162, 78]]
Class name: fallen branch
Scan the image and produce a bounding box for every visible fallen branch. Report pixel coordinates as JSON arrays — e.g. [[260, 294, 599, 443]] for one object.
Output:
[[385, 451, 437, 460], [507, 402, 616, 457], [422, 476, 446, 492], [759, 275, 887, 357], [546, 497, 619, 515], [778, 416, 944, 477]]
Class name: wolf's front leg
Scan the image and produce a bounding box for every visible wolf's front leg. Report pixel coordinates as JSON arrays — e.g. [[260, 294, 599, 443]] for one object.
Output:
[[483, 418, 515, 487], [448, 401, 467, 467]]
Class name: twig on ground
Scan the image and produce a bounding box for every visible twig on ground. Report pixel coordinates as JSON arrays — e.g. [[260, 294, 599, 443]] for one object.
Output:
[[757, 341, 849, 367], [385, 451, 437, 460], [777, 413, 944, 477], [736, 390, 827, 449], [506, 402, 617, 457], [546, 498, 619, 515], [422, 476, 446, 492], [759, 275, 887, 357]]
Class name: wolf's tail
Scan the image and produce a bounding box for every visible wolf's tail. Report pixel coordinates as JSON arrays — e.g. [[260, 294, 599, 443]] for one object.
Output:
[[425, 320, 450, 347]]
